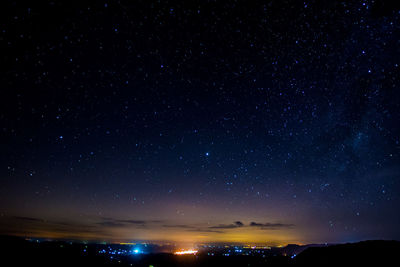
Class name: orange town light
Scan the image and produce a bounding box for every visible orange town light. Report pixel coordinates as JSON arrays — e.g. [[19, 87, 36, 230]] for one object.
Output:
[[174, 250, 198, 255]]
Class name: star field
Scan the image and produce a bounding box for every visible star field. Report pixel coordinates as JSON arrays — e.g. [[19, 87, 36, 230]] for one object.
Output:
[[0, 0, 400, 244]]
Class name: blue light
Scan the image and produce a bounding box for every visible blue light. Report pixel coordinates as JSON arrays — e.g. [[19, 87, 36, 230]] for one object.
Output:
[[133, 249, 140, 254]]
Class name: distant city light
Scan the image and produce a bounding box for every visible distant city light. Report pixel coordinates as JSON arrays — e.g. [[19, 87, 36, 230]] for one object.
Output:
[[174, 250, 198, 255]]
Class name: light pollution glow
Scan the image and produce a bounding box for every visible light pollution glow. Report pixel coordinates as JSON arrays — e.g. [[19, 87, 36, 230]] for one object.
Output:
[[0, 216, 306, 246]]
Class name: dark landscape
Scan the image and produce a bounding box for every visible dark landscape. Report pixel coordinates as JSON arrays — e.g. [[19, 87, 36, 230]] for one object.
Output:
[[0, 235, 398, 266], [1, 236, 399, 266]]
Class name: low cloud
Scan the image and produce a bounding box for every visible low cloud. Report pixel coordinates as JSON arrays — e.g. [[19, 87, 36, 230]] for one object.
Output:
[[249, 222, 294, 229], [187, 228, 224, 233], [13, 216, 43, 222], [162, 224, 224, 233], [96, 221, 125, 227], [0, 216, 112, 239], [98, 218, 163, 228], [209, 221, 244, 229], [162, 224, 196, 229]]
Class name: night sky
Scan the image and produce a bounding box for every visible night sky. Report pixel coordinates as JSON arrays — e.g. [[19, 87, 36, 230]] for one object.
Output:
[[1, 1, 400, 246]]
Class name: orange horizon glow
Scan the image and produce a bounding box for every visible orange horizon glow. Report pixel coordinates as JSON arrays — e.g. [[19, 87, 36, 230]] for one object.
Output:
[[0, 214, 309, 247], [0, 229, 305, 247]]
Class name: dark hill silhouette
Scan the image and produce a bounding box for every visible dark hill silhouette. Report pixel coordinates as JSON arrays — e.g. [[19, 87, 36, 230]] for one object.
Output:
[[294, 240, 400, 266], [280, 243, 326, 256]]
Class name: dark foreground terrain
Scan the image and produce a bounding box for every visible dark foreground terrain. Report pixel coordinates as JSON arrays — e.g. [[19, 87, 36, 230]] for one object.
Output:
[[0, 236, 399, 266]]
